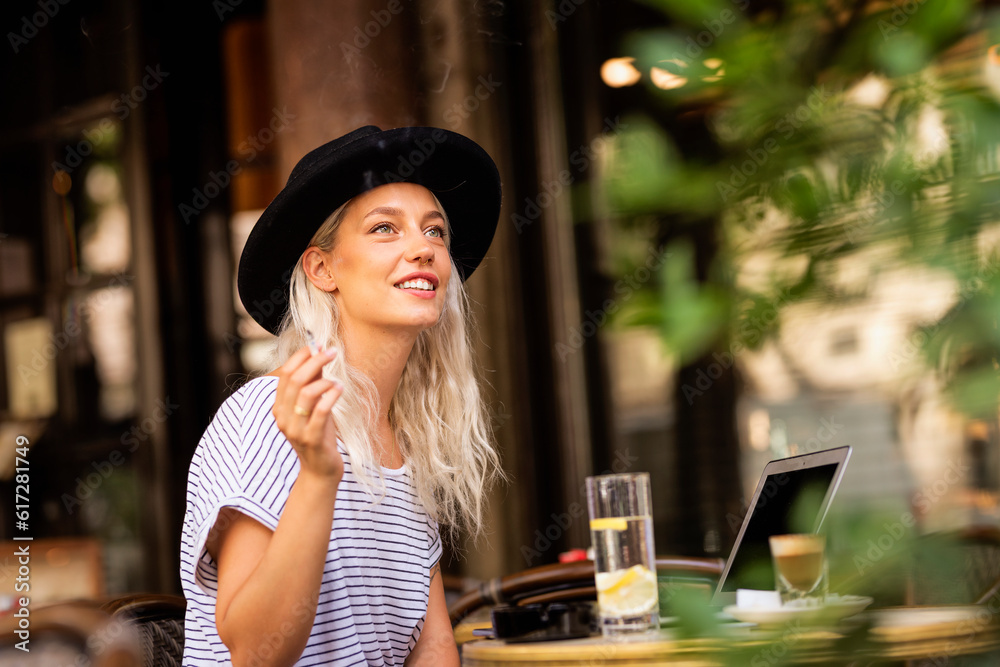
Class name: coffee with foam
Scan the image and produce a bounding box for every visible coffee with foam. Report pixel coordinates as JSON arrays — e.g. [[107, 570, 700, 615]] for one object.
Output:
[[770, 534, 826, 600]]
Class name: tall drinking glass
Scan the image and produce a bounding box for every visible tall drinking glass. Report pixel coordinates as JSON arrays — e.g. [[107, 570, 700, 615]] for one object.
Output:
[[586, 472, 659, 635]]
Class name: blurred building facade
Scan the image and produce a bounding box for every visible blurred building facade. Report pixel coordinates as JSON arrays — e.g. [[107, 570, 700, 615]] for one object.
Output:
[[0, 0, 644, 595], [0, 0, 996, 602]]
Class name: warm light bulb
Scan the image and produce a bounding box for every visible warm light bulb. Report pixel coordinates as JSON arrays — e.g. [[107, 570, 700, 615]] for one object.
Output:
[[650, 66, 687, 90], [600, 57, 642, 88]]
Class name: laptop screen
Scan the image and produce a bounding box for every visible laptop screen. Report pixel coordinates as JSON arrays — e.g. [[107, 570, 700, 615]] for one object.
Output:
[[719, 463, 840, 592]]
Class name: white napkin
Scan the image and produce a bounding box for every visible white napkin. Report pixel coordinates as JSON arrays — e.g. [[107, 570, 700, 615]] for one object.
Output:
[[736, 589, 782, 609]]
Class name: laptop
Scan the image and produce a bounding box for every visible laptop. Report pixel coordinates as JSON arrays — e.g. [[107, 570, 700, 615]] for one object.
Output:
[[712, 446, 852, 606]]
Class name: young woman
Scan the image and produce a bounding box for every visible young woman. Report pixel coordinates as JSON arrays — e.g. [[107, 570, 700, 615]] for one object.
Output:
[[179, 126, 505, 666]]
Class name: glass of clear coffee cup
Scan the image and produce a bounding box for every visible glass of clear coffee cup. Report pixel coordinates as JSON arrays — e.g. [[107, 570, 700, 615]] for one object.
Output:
[[768, 534, 828, 606]]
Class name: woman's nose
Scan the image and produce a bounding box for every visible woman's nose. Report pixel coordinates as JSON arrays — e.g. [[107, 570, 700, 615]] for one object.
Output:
[[405, 231, 435, 265]]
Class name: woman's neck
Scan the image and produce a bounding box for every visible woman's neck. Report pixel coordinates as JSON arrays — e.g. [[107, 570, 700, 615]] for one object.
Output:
[[339, 322, 416, 466]]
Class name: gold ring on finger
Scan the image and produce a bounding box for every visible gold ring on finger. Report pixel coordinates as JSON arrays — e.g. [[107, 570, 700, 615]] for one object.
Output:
[[293, 404, 311, 417]]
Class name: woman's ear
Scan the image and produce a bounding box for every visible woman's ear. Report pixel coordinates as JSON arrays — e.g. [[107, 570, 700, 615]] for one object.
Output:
[[302, 247, 337, 292]]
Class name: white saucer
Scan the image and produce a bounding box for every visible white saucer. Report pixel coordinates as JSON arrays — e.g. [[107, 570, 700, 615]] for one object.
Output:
[[869, 605, 984, 642], [723, 595, 874, 626]]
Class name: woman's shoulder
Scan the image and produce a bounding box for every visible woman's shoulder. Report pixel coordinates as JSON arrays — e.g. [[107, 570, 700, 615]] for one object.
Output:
[[224, 374, 279, 410], [196, 375, 281, 460], [201, 375, 278, 435], [232, 373, 280, 393]]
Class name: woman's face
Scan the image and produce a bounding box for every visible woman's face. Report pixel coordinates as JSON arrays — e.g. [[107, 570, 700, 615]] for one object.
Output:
[[324, 182, 452, 335]]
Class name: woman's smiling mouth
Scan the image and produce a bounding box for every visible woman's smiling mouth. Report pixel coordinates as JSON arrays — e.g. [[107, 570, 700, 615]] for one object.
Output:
[[393, 272, 440, 298], [394, 278, 436, 291]]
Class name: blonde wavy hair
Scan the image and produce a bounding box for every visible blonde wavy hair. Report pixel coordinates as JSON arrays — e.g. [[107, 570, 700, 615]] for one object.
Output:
[[267, 194, 504, 541]]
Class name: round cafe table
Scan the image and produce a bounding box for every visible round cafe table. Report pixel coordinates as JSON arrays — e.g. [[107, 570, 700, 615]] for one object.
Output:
[[457, 605, 1000, 666], [462, 630, 744, 666]]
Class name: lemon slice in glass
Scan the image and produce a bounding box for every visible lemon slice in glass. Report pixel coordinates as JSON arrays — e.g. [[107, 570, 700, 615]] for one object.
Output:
[[594, 564, 658, 616], [589, 517, 628, 531]]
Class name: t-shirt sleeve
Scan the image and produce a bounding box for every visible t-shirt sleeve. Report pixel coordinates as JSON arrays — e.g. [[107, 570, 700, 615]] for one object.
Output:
[[426, 515, 443, 570], [185, 376, 301, 592]]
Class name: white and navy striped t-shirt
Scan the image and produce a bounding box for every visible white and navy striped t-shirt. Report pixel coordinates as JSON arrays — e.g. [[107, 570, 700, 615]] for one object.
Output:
[[180, 375, 443, 666]]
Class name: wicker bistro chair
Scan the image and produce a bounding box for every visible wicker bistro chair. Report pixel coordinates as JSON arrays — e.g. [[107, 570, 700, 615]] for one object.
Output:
[[902, 529, 1000, 667], [0, 601, 142, 667], [101, 594, 186, 667], [909, 525, 1000, 606], [448, 556, 725, 626]]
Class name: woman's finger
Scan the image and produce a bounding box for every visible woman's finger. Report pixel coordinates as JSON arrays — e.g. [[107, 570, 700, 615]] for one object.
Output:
[[273, 346, 314, 407], [291, 378, 336, 418], [276, 346, 337, 417], [274, 346, 313, 378], [289, 347, 338, 386], [303, 382, 343, 443]]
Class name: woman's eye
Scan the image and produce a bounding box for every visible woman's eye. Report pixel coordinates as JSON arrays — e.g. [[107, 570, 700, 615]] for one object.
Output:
[[426, 226, 446, 239], [372, 223, 393, 234]]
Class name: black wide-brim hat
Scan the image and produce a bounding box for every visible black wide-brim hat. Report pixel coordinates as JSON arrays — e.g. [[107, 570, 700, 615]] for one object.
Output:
[[238, 125, 502, 335]]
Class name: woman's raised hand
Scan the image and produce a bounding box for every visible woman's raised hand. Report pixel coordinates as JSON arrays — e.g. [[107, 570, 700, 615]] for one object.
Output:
[[271, 346, 345, 482]]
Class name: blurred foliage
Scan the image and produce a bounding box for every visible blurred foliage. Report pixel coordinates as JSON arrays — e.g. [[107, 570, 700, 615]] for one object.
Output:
[[604, 0, 1000, 417], [658, 505, 991, 663], [616, 240, 729, 363]]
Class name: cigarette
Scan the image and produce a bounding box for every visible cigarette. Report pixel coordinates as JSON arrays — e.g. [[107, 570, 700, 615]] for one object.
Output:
[[305, 329, 320, 356]]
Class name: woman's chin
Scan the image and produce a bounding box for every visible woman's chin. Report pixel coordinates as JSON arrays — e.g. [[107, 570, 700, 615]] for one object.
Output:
[[388, 312, 441, 332]]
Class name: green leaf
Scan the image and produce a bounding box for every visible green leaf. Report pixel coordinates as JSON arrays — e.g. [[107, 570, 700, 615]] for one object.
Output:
[[604, 116, 722, 216], [632, 0, 732, 26], [875, 30, 930, 77]]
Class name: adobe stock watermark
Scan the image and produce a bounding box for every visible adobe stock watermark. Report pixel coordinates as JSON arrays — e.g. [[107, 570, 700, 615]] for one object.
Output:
[[852, 458, 969, 575], [7, 0, 71, 54], [213, 0, 251, 21], [878, 0, 928, 39], [223, 267, 297, 353], [545, 0, 587, 29], [488, 403, 512, 431], [16, 273, 135, 385], [245, 591, 320, 667], [554, 246, 670, 362], [577, 638, 630, 667], [520, 448, 640, 566], [681, 289, 792, 405], [725, 416, 845, 534], [844, 180, 906, 244], [85, 617, 138, 662], [60, 397, 181, 514], [179, 106, 296, 224], [512, 116, 628, 234], [111, 65, 171, 120], [51, 65, 169, 176], [339, 0, 404, 64], [716, 86, 832, 202], [243, 268, 294, 335], [442, 75, 501, 129], [845, 129, 950, 244], [379, 127, 450, 183], [849, 593, 1000, 665], [749, 620, 805, 666], [951, 592, 1000, 655], [886, 255, 1000, 372], [646, 0, 750, 68]]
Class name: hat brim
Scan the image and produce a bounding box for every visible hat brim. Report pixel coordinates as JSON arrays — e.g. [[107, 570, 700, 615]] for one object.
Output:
[[237, 126, 501, 335]]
